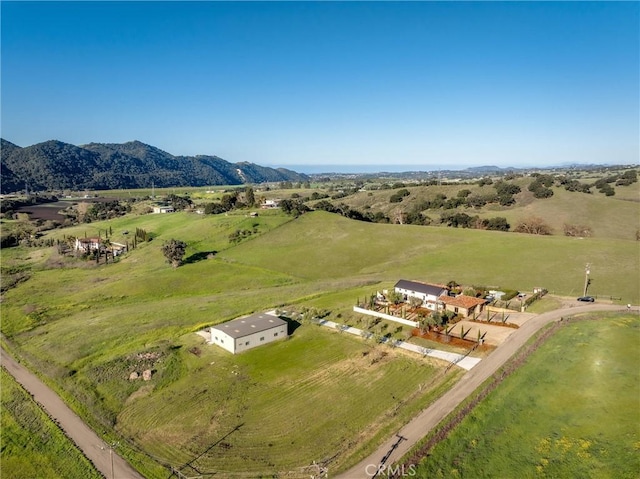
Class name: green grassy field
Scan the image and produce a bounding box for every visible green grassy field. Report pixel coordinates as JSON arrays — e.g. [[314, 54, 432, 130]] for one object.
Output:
[[411, 312, 640, 478], [1, 203, 639, 477], [0, 370, 102, 479], [114, 326, 460, 476], [220, 211, 640, 302]]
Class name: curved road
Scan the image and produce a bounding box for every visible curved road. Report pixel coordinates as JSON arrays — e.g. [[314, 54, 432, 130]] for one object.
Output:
[[1, 347, 145, 479], [338, 303, 631, 478], [1, 304, 632, 479]]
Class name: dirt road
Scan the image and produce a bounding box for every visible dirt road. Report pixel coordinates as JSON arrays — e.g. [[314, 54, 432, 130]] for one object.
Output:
[[337, 303, 630, 478], [1, 347, 145, 479]]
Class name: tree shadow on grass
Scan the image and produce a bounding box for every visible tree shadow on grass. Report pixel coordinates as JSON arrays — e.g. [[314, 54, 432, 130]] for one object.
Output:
[[183, 251, 217, 265]]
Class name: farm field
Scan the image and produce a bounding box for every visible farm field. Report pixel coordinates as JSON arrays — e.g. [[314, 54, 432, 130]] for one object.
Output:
[[116, 326, 461, 476], [1, 202, 639, 477], [0, 370, 102, 479], [410, 312, 640, 479]]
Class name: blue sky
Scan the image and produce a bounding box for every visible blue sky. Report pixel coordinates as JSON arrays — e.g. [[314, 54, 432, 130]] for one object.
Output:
[[2, 1, 638, 171]]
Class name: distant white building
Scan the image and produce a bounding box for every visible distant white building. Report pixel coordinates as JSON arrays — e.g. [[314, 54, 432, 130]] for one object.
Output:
[[74, 237, 101, 253], [261, 199, 280, 209], [153, 206, 174, 214], [209, 312, 288, 354]]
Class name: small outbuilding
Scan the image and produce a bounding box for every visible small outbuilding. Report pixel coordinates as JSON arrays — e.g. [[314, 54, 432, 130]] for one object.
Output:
[[440, 295, 488, 318], [153, 205, 175, 214], [209, 312, 288, 354]]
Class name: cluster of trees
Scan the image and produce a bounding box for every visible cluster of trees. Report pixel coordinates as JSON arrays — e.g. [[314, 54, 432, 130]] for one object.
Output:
[[418, 310, 457, 332], [528, 174, 554, 198], [592, 170, 636, 196], [493, 181, 521, 205], [614, 169, 638, 186], [406, 180, 521, 212], [167, 194, 192, 211], [87, 201, 131, 222], [134, 228, 150, 242], [558, 177, 592, 193], [439, 212, 510, 231], [203, 191, 240, 214], [389, 189, 411, 203], [229, 225, 258, 244], [64, 200, 132, 224], [0, 213, 37, 248], [528, 170, 637, 198], [279, 198, 310, 217], [309, 191, 330, 201], [314, 200, 389, 223], [203, 187, 261, 215], [278, 181, 312, 189]]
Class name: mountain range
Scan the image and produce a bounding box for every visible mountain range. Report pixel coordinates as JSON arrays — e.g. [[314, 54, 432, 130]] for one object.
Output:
[[0, 139, 309, 194]]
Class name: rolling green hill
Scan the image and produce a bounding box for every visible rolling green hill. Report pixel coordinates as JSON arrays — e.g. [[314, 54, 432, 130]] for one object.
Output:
[[316, 175, 639, 241], [219, 211, 639, 300], [1, 206, 638, 477]]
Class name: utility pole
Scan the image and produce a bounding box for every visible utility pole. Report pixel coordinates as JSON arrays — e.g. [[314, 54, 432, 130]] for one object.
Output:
[[583, 263, 591, 296]]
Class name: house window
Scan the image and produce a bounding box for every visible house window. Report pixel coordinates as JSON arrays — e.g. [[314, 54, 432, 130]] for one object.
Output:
[[274, 332, 278, 337], [260, 337, 265, 341], [245, 341, 250, 346]]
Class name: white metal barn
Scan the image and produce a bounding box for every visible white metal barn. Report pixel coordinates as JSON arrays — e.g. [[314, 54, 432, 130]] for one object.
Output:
[[209, 312, 288, 354]]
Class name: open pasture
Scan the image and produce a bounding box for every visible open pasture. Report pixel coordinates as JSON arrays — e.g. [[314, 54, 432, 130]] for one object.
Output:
[[0, 370, 102, 479], [115, 326, 460, 477], [1, 206, 638, 477], [411, 312, 640, 478], [220, 211, 640, 303]]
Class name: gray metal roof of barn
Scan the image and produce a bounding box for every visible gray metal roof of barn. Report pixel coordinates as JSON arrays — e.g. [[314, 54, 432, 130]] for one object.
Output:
[[211, 313, 287, 339]]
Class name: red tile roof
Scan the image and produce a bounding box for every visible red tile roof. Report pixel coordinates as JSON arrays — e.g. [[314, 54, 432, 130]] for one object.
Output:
[[440, 295, 487, 309]]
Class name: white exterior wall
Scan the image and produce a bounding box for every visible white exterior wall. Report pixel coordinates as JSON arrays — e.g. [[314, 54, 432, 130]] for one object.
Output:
[[209, 328, 236, 354], [233, 325, 287, 354], [74, 238, 100, 252], [396, 288, 438, 309], [153, 206, 174, 214], [395, 287, 440, 310], [210, 324, 287, 354]]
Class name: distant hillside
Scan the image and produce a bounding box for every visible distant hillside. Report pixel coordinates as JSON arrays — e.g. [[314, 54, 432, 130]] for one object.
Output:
[[0, 139, 309, 193]]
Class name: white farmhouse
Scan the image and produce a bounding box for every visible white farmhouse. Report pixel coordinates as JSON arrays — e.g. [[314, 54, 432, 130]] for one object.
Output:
[[74, 237, 101, 253], [394, 279, 449, 311], [209, 312, 288, 354]]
